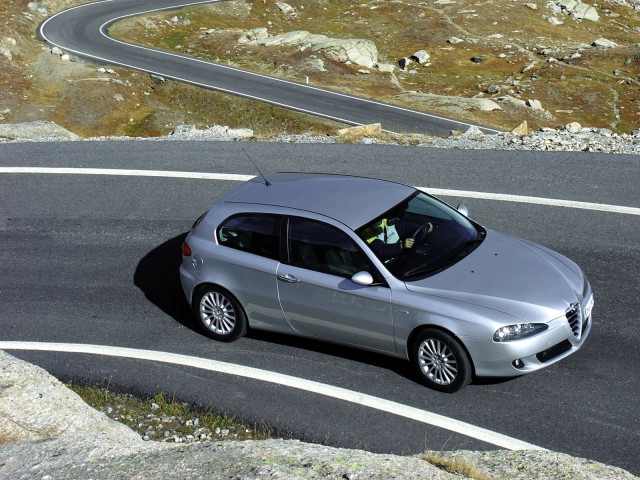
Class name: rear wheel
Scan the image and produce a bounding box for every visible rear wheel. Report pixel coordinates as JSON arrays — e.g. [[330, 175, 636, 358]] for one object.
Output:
[[411, 329, 471, 393], [193, 285, 246, 342]]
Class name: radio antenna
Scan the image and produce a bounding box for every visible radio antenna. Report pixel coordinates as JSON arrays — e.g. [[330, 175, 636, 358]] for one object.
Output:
[[242, 148, 270, 186]]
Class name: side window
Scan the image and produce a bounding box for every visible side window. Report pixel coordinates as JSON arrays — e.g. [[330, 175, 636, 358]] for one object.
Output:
[[288, 217, 373, 278], [217, 214, 280, 260]]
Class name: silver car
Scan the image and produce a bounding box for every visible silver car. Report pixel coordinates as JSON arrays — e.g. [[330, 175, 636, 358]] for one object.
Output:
[[180, 173, 593, 392]]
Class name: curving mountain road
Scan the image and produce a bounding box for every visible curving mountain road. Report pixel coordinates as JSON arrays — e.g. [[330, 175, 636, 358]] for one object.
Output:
[[37, 0, 499, 136], [1, 141, 639, 474]]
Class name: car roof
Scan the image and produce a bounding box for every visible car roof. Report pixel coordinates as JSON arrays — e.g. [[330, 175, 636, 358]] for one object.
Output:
[[222, 173, 416, 229]]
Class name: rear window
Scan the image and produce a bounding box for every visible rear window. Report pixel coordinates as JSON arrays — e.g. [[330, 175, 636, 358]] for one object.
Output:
[[216, 214, 281, 260]]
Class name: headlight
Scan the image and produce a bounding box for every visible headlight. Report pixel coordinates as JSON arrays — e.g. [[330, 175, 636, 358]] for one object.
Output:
[[493, 323, 548, 342]]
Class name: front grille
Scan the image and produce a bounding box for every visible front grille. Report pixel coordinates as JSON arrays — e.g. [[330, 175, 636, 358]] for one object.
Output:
[[566, 302, 582, 340], [536, 340, 572, 363]]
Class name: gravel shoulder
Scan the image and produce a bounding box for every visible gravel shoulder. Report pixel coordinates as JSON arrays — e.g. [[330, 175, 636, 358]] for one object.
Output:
[[1, 120, 639, 155]]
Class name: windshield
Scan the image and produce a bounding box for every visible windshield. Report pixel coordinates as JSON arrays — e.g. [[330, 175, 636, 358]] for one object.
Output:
[[356, 191, 484, 280]]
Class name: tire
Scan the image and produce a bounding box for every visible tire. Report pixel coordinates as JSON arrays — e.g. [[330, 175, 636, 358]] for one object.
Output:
[[411, 328, 472, 393], [193, 285, 247, 342]]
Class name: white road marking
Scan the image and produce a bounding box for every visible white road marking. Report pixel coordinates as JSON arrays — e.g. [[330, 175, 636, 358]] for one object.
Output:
[[37, 0, 500, 135], [0, 341, 546, 451], [2, 167, 638, 215]]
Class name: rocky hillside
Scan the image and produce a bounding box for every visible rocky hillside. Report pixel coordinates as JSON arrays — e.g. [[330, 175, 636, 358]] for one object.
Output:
[[2, 350, 638, 479], [1, 0, 639, 138]]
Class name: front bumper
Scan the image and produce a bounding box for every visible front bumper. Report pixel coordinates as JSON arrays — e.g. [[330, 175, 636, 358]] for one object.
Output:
[[462, 305, 593, 378]]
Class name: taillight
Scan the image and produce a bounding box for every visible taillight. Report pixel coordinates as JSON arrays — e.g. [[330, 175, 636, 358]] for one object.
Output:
[[182, 241, 192, 256]]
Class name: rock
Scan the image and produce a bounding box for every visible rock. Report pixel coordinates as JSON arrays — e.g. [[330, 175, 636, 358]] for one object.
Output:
[[398, 92, 501, 112], [303, 57, 326, 72], [28, 1, 48, 16], [324, 39, 378, 69], [0, 121, 79, 141], [572, 3, 599, 20], [398, 57, 413, 70], [338, 123, 382, 140], [238, 27, 269, 45], [527, 99, 543, 110], [375, 63, 395, 73], [447, 37, 463, 44], [463, 126, 485, 139], [0, 46, 11, 61], [275, 2, 296, 17], [255, 31, 378, 68], [565, 122, 582, 133], [592, 37, 618, 47], [410, 50, 430, 64], [558, 0, 578, 10], [511, 120, 529, 134], [150, 74, 166, 84]]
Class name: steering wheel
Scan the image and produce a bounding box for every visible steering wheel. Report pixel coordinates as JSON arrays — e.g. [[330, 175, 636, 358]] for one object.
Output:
[[410, 222, 433, 254]]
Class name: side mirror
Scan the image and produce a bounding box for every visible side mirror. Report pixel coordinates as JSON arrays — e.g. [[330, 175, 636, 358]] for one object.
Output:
[[351, 271, 374, 286], [456, 204, 469, 216]]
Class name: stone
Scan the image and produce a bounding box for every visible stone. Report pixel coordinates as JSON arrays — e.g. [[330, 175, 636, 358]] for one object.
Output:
[[303, 58, 326, 72], [237, 27, 269, 45], [463, 126, 485, 139], [558, 0, 578, 11], [410, 50, 430, 64], [572, 4, 599, 20], [338, 123, 382, 139], [511, 120, 529, 134], [527, 99, 543, 110], [398, 57, 413, 70], [275, 2, 296, 16], [0, 46, 11, 61], [375, 63, 395, 73], [565, 122, 582, 133], [324, 39, 378, 68], [592, 37, 618, 47]]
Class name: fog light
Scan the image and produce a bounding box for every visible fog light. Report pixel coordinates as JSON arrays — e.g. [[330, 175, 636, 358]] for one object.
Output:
[[512, 359, 524, 369]]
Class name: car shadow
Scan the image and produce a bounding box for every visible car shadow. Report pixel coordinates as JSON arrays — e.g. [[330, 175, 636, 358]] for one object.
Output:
[[133, 232, 194, 330], [246, 329, 422, 384]]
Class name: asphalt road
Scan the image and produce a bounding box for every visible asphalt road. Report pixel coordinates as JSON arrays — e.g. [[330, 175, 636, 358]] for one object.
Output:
[[1, 142, 639, 474], [37, 0, 499, 136]]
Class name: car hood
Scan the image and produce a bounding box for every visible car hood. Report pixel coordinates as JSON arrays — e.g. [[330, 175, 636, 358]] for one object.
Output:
[[404, 230, 584, 322]]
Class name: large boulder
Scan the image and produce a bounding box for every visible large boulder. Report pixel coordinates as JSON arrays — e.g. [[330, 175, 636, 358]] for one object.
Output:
[[252, 30, 378, 68]]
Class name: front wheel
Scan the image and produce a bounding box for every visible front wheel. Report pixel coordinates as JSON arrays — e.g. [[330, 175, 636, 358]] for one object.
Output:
[[193, 285, 247, 342], [411, 329, 472, 393]]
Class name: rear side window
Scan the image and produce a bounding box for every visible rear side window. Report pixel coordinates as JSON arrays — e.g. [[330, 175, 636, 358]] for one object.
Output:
[[217, 214, 280, 260], [288, 217, 373, 278]]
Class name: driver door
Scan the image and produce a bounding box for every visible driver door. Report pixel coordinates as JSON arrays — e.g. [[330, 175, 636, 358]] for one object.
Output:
[[276, 217, 395, 353]]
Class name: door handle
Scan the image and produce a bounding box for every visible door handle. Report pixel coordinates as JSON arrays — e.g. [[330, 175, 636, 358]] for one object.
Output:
[[277, 273, 299, 283]]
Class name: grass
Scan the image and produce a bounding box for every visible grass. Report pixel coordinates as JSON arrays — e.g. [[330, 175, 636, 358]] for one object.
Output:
[[68, 383, 270, 442], [422, 452, 500, 480]]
